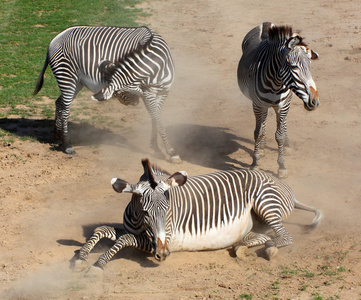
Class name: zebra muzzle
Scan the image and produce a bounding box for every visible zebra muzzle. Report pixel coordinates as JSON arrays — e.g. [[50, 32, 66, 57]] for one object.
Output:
[[154, 237, 170, 262], [307, 86, 320, 110]]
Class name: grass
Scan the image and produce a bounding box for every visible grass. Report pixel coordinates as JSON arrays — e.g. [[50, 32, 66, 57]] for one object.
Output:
[[0, 0, 147, 143]]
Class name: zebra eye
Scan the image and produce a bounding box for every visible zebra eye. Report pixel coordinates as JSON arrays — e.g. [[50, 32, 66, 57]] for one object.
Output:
[[142, 210, 149, 217]]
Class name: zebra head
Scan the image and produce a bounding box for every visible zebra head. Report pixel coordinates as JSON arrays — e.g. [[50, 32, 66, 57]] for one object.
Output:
[[111, 159, 187, 262], [283, 33, 319, 111]]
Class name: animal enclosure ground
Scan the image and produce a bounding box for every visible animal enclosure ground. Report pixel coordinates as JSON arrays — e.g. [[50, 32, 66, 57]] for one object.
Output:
[[1, 0, 361, 299]]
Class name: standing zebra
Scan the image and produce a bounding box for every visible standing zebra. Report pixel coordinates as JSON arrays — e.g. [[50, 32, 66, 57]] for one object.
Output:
[[74, 158, 321, 274], [237, 22, 319, 178], [34, 26, 180, 163]]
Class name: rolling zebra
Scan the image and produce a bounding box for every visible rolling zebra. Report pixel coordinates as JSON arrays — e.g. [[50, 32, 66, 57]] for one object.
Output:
[[74, 158, 321, 274], [33, 26, 180, 163], [237, 22, 320, 178]]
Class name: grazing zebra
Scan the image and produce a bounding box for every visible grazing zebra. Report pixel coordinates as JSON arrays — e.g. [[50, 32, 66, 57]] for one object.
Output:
[[33, 26, 180, 163], [74, 158, 321, 274], [237, 22, 319, 178]]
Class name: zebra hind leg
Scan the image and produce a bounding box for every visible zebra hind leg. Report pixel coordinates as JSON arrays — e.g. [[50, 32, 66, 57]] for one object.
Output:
[[142, 90, 181, 163], [54, 96, 75, 154], [232, 231, 272, 259], [264, 221, 293, 260]]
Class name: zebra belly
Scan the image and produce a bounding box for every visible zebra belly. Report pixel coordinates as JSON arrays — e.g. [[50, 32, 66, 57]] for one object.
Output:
[[169, 213, 253, 252], [79, 74, 106, 94]]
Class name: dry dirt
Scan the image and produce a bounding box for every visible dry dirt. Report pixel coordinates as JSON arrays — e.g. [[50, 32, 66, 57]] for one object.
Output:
[[1, 0, 361, 299]]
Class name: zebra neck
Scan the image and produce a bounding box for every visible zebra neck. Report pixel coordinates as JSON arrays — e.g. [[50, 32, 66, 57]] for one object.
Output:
[[254, 44, 290, 102]]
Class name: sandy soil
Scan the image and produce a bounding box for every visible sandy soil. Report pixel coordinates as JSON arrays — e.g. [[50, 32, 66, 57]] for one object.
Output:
[[1, 0, 361, 299]]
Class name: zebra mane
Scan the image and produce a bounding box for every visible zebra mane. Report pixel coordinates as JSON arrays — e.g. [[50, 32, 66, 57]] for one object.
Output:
[[140, 158, 171, 185], [99, 27, 154, 81], [267, 24, 308, 46], [116, 26, 154, 65], [149, 162, 171, 177]]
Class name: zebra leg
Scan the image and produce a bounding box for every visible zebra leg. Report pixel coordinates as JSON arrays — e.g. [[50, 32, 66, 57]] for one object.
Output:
[[55, 95, 74, 154], [53, 76, 82, 154], [264, 221, 293, 260], [259, 213, 293, 260], [92, 233, 153, 270], [252, 104, 268, 170], [143, 89, 181, 163], [273, 101, 290, 178], [75, 225, 153, 273], [74, 225, 120, 272], [233, 231, 272, 259]]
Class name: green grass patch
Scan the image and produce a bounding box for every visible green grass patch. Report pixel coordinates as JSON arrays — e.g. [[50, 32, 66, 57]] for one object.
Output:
[[0, 0, 146, 109], [0, 0, 147, 143]]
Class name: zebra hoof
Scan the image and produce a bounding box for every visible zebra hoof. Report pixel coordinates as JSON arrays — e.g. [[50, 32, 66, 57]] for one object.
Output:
[[235, 245, 248, 259], [169, 155, 182, 164], [265, 246, 278, 260], [64, 147, 76, 155], [85, 265, 104, 278], [278, 168, 288, 179], [74, 259, 89, 272]]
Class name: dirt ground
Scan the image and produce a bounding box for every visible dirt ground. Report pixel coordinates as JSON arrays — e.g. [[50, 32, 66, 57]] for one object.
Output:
[[1, 0, 361, 299]]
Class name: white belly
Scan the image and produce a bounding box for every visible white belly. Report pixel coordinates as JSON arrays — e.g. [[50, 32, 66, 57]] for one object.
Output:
[[79, 74, 106, 93], [169, 212, 253, 252]]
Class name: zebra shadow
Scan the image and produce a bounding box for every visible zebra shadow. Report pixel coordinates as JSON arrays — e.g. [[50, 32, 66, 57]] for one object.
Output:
[[58, 223, 158, 269], [0, 118, 144, 154], [167, 123, 254, 170]]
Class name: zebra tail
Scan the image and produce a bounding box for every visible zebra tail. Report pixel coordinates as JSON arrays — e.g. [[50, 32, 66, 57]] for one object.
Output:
[[33, 50, 49, 95], [294, 199, 323, 230]]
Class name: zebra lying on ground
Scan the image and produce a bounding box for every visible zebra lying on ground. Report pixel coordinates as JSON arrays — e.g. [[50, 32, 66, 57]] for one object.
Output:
[[237, 22, 320, 178], [34, 26, 180, 163], [74, 159, 321, 274]]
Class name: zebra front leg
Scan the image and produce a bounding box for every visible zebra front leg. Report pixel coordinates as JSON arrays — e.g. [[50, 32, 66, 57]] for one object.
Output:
[[74, 225, 122, 272], [274, 103, 290, 178], [251, 105, 268, 170], [74, 226, 120, 272], [91, 233, 153, 271]]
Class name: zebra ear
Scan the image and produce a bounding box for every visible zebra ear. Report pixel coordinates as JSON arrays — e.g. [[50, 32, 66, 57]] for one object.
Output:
[[286, 33, 302, 50], [309, 49, 319, 60], [99, 60, 117, 77], [111, 178, 134, 193], [166, 171, 188, 187]]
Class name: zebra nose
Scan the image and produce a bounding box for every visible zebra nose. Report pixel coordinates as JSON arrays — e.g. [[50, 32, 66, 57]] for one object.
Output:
[[155, 238, 170, 262], [311, 97, 319, 108], [310, 87, 319, 107]]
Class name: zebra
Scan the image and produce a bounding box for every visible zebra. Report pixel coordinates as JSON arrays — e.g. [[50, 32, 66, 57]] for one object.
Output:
[[33, 25, 181, 163], [74, 158, 321, 274], [237, 22, 320, 178]]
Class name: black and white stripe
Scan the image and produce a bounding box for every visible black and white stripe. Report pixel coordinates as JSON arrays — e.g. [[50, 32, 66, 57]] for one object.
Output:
[[237, 22, 319, 178], [34, 26, 179, 162], [75, 159, 321, 271]]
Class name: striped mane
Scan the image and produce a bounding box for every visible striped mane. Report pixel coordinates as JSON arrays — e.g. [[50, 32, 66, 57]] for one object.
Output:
[[267, 24, 293, 42], [267, 24, 307, 46], [150, 163, 171, 177], [115, 26, 154, 66]]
